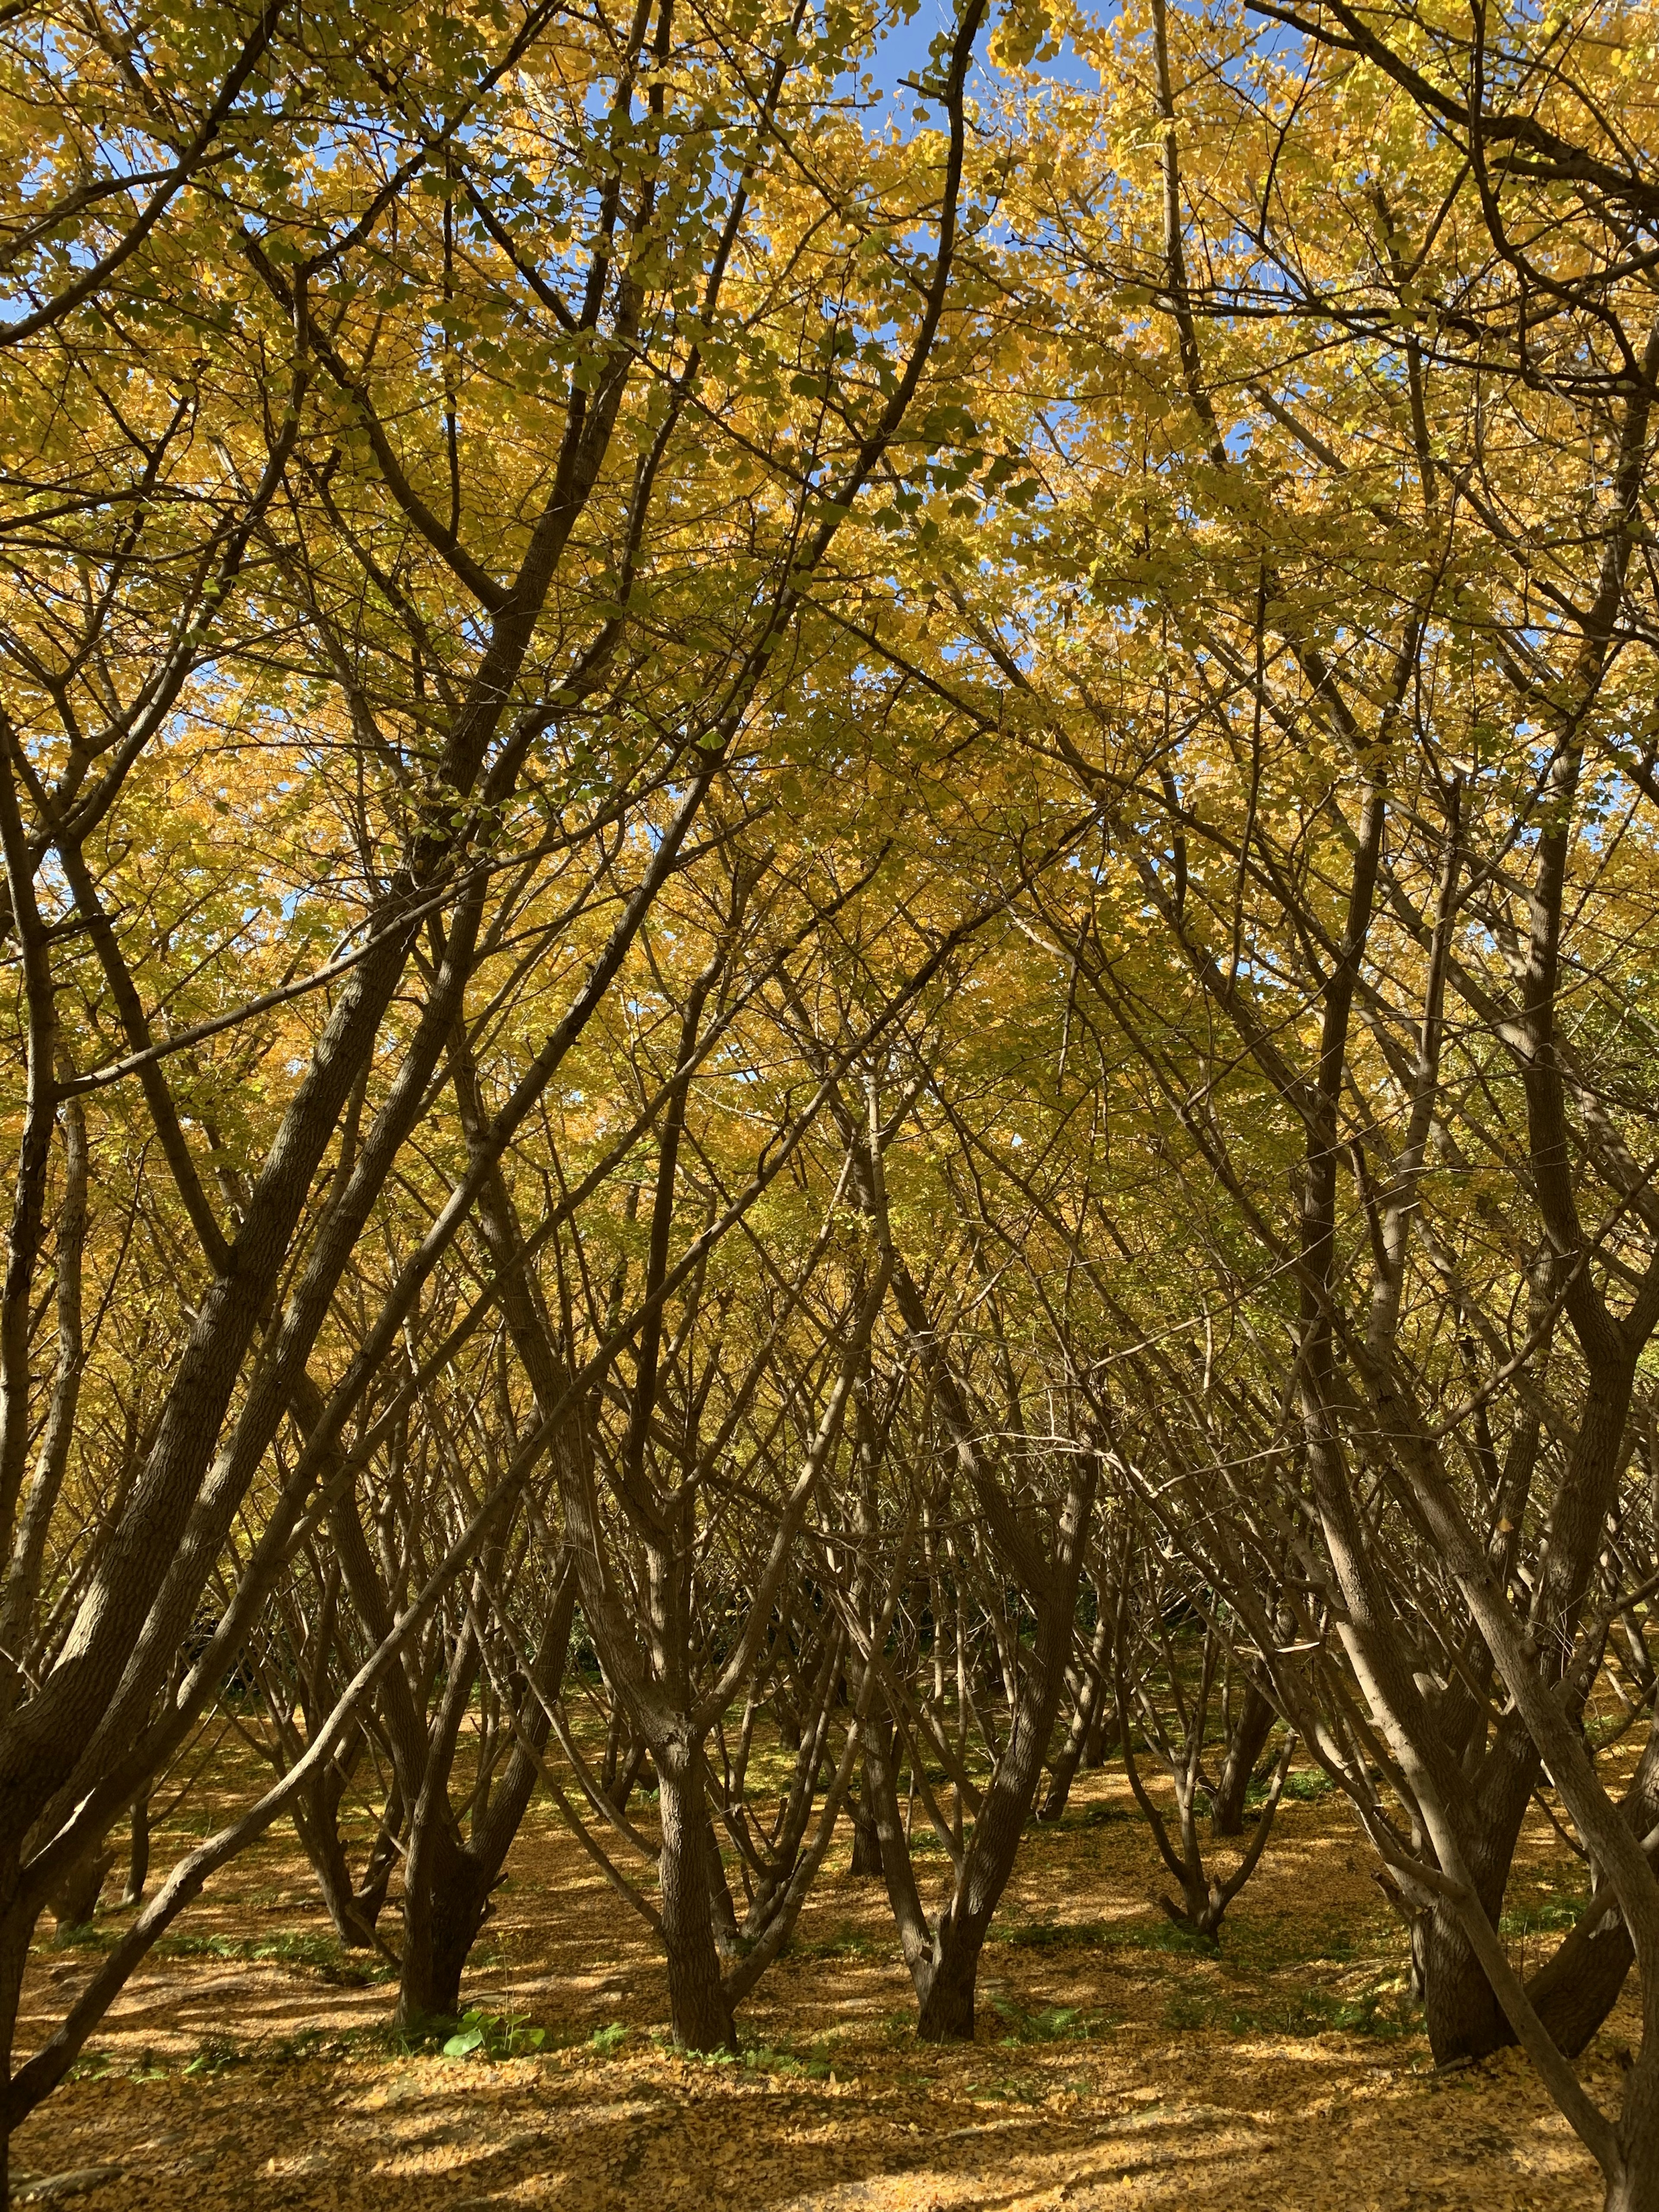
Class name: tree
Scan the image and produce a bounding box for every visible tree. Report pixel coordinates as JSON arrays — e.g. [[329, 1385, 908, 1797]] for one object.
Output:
[[0, 0, 994, 2155]]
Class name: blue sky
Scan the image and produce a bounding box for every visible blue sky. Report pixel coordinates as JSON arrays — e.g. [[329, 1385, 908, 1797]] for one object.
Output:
[[850, 1, 1101, 134]]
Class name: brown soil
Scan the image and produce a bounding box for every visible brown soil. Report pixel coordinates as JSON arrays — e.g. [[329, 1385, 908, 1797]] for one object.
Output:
[[11, 1761, 1618, 2209]]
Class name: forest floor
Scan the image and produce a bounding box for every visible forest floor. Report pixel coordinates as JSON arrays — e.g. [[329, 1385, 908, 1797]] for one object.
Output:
[[7, 1754, 1623, 2211]]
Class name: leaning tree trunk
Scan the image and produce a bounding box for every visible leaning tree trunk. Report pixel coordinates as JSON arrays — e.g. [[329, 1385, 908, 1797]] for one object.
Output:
[[1487, 1705, 1659, 2059], [395, 1606, 487, 2027], [294, 1760, 386, 1950], [1414, 1668, 1566, 2059], [1211, 1680, 1276, 1836], [861, 1475, 1096, 2044], [1038, 1613, 1114, 1822]]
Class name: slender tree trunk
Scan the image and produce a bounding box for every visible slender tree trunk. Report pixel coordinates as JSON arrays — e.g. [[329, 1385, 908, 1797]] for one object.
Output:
[[300, 1774, 379, 1951], [1039, 1618, 1114, 1822], [705, 1801, 741, 1964], [122, 1794, 149, 1909], [884, 1489, 1095, 2043], [358, 1794, 401, 1931], [1211, 1681, 1276, 1836], [1082, 1694, 1111, 1769], [608, 1737, 652, 1813]]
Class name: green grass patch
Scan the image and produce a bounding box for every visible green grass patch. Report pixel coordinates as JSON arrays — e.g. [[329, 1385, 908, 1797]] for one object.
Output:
[[1501, 1890, 1589, 1936], [1028, 1802, 1128, 1836], [155, 1929, 393, 1982], [1165, 1978, 1414, 2040], [1245, 1767, 1333, 1808], [184, 2034, 245, 2077], [273, 2025, 336, 2063], [1003, 1914, 1218, 1958], [1110, 1919, 1224, 1958], [991, 1997, 1111, 2045], [48, 1922, 115, 1952], [1001, 1916, 1111, 1951], [737, 2037, 836, 2080], [653, 2028, 838, 2079], [793, 1920, 881, 1961]]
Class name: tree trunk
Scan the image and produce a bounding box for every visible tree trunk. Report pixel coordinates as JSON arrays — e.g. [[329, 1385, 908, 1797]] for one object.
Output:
[[393, 1570, 575, 2024], [601, 1708, 653, 1809], [609, 1739, 652, 1813], [1605, 2047, 1659, 2212], [294, 1763, 383, 1949], [1039, 1610, 1113, 1821], [916, 1923, 979, 2041], [1037, 1745, 1080, 1824], [121, 1796, 149, 1909], [0, 1900, 30, 2205], [705, 1802, 741, 1965], [1419, 1897, 1514, 2060], [1484, 1707, 1659, 2060], [1211, 1681, 1276, 1836], [397, 1812, 488, 2025], [1082, 1693, 1111, 1769], [394, 1621, 493, 2028], [49, 1847, 112, 1937], [358, 1790, 401, 1932], [849, 1789, 884, 1877], [1417, 1719, 1538, 2062], [657, 1743, 736, 2052], [1039, 1684, 1116, 1821], [1527, 1905, 1636, 2062], [309, 1813, 379, 1950], [851, 1271, 1098, 2046]]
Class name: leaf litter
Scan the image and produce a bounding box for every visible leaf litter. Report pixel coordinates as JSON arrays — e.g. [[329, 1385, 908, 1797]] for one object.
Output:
[[10, 1764, 1613, 2210]]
